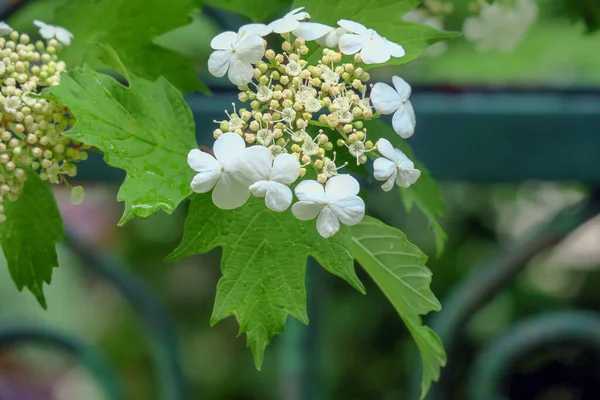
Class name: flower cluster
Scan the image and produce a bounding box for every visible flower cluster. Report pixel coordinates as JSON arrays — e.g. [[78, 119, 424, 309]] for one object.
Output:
[[189, 7, 421, 238], [0, 21, 86, 221]]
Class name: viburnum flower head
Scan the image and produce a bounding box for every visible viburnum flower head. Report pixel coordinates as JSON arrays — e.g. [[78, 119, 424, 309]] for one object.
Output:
[[0, 22, 12, 36], [34, 20, 73, 45], [292, 175, 365, 238], [268, 6, 332, 41], [371, 76, 416, 138], [373, 138, 420, 191], [188, 133, 251, 210], [242, 146, 300, 212], [338, 19, 405, 64], [208, 28, 265, 85]]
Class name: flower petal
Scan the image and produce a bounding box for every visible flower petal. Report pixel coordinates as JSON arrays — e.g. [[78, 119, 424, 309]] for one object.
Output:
[[325, 174, 360, 200], [227, 57, 254, 85], [375, 138, 396, 161], [33, 20, 48, 29], [210, 31, 237, 50], [316, 206, 340, 238], [0, 22, 13, 36], [338, 33, 365, 55], [269, 17, 300, 34], [38, 26, 55, 40], [392, 75, 411, 100], [396, 167, 421, 188], [292, 201, 323, 220], [360, 37, 391, 64], [370, 82, 402, 115], [212, 173, 250, 210], [337, 19, 369, 36], [271, 153, 300, 184], [373, 157, 396, 181], [381, 172, 396, 192], [249, 180, 269, 197], [462, 17, 483, 41], [191, 170, 220, 193], [330, 195, 365, 226], [292, 22, 333, 41], [235, 34, 265, 64], [188, 149, 220, 172], [213, 132, 246, 165], [55, 27, 73, 45], [392, 101, 416, 138], [208, 50, 231, 78], [265, 181, 293, 212], [316, 27, 347, 48], [241, 145, 272, 183], [386, 39, 405, 58], [239, 23, 271, 37], [294, 180, 326, 203]]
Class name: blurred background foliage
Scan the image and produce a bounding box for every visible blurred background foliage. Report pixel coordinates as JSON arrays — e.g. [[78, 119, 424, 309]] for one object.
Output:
[[0, 0, 599, 399]]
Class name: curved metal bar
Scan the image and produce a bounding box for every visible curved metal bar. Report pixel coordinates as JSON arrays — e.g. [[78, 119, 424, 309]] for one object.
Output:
[[419, 188, 600, 400], [66, 232, 187, 400], [467, 310, 600, 400], [0, 324, 125, 399]]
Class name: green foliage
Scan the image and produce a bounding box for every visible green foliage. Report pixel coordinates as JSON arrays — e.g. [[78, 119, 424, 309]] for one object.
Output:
[[293, 0, 459, 69], [201, 0, 289, 22], [352, 216, 445, 399], [364, 119, 447, 255], [49, 0, 208, 93], [168, 194, 365, 369], [45, 66, 198, 224], [0, 170, 66, 308], [153, 12, 218, 63], [552, 0, 600, 33]]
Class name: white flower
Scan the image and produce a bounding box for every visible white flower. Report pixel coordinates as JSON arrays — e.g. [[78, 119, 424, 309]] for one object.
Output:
[[463, 0, 537, 52], [0, 22, 12, 36], [269, 7, 333, 41], [371, 76, 415, 138], [4, 96, 21, 114], [239, 23, 272, 37], [316, 27, 347, 48], [242, 146, 300, 212], [208, 29, 265, 85], [188, 133, 250, 210], [292, 175, 365, 238], [34, 20, 73, 45], [337, 19, 405, 64], [373, 138, 420, 191]]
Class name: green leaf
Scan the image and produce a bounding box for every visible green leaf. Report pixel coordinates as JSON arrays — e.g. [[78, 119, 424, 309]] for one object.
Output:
[[45, 66, 198, 224], [0, 169, 66, 308], [293, 0, 459, 69], [168, 194, 365, 369], [352, 216, 445, 399], [364, 119, 447, 255], [50, 0, 208, 93], [552, 0, 600, 33], [202, 0, 289, 22], [152, 12, 218, 62]]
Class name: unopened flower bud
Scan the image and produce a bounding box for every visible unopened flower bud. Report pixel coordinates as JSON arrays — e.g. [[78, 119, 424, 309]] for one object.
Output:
[[273, 128, 283, 138], [282, 41, 293, 52], [317, 173, 327, 183], [249, 121, 260, 131], [238, 92, 249, 102], [291, 144, 300, 153], [354, 54, 362, 64], [253, 68, 261, 79], [245, 133, 256, 143], [314, 159, 323, 169], [360, 72, 371, 82], [241, 110, 251, 121], [362, 108, 373, 118], [343, 124, 353, 133], [257, 62, 269, 74], [356, 131, 365, 141], [265, 49, 275, 60], [348, 133, 358, 143], [299, 167, 307, 177], [270, 71, 280, 80], [280, 75, 290, 85], [213, 129, 223, 139]]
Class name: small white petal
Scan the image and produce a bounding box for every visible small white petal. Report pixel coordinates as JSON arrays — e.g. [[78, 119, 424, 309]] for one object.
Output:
[[55, 27, 73, 45], [213, 132, 246, 165], [294, 180, 326, 203], [292, 201, 324, 221], [242, 145, 272, 183], [210, 31, 237, 50], [239, 23, 271, 37], [396, 168, 421, 188], [249, 180, 269, 197], [381, 173, 397, 192], [375, 138, 396, 161], [292, 22, 333, 41], [269, 17, 301, 34], [227, 57, 254, 85], [330, 196, 365, 226], [235, 34, 265, 64], [373, 157, 396, 181], [337, 19, 369, 36], [371, 82, 402, 115], [325, 174, 360, 200], [212, 174, 250, 210], [360, 36, 391, 64], [392, 75, 412, 100], [0, 22, 13, 36], [208, 50, 232, 78], [191, 170, 220, 193], [38, 26, 55, 40], [188, 149, 220, 172], [316, 27, 347, 48], [462, 17, 483, 41], [338, 33, 364, 55], [392, 102, 416, 138], [386, 39, 405, 58], [265, 181, 293, 212], [271, 153, 300, 184], [33, 20, 48, 29], [316, 206, 340, 238], [393, 148, 413, 166]]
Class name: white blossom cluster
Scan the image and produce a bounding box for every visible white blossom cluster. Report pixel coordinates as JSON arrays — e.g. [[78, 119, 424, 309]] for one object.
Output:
[[0, 21, 87, 221], [188, 7, 422, 238]]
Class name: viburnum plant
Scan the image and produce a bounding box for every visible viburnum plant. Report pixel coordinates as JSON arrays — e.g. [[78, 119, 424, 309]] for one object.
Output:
[[0, 0, 459, 398]]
